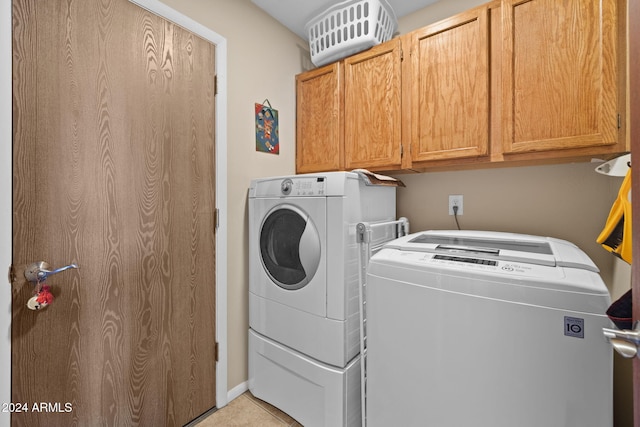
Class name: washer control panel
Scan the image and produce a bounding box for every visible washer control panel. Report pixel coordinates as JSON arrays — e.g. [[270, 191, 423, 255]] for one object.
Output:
[[393, 250, 564, 279], [282, 177, 326, 196]]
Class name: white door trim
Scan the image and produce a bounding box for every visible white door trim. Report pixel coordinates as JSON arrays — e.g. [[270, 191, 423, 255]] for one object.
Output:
[[0, 1, 229, 424], [0, 0, 12, 425]]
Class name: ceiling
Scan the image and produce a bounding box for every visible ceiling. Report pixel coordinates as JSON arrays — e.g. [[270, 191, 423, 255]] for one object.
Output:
[[251, 0, 439, 40]]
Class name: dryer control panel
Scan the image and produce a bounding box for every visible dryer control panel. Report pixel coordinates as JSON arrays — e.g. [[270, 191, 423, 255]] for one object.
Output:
[[281, 177, 326, 196]]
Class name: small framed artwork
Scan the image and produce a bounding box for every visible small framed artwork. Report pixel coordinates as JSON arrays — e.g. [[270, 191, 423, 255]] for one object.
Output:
[[255, 99, 279, 154]]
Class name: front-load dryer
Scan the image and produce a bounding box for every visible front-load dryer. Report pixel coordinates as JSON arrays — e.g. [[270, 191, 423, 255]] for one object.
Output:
[[248, 171, 396, 367], [248, 172, 397, 427]]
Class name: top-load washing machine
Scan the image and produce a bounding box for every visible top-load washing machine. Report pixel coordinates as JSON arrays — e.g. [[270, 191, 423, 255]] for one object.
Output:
[[248, 171, 397, 427], [365, 230, 613, 427]]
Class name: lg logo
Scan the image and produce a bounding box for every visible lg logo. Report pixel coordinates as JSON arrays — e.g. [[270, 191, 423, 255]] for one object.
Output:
[[567, 324, 582, 334]]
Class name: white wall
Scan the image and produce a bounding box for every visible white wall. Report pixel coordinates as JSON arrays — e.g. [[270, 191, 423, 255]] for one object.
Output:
[[397, 0, 487, 33]]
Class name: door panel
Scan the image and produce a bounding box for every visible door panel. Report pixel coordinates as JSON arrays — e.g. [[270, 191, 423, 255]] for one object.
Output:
[[344, 39, 402, 170], [296, 63, 344, 173], [250, 198, 327, 317], [12, 0, 216, 425], [259, 207, 321, 290], [410, 7, 490, 162], [502, 0, 620, 153]]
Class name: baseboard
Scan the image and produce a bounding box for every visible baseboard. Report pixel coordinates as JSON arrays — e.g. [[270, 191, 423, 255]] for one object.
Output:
[[227, 381, 249, 403]]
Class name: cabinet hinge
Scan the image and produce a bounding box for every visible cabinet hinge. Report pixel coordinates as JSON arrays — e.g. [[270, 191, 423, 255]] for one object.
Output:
[[400, 144, 404, 158], [618, 113, 621, 129], [214, 75, 218, 96], [214, 342, 219, 362], [214, 208, 220, 231]]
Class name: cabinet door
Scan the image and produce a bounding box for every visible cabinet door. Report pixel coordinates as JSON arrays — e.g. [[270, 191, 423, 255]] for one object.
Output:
[[409, 7, 490, 163], [502, 0, 621, 154], [296, 62, 344, 173], [344, 39, 403, 170]]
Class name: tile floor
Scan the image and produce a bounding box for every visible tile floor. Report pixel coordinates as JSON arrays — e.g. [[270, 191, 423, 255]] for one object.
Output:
[[196, 391, 303, 427]]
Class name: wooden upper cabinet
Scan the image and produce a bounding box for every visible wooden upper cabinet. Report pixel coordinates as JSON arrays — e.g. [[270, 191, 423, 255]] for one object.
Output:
[[296, 62, 344, 173], [409, 6, 490, 163], [343, 38, 403, 170], [502, 0, 622, 154], [295, 0, 626, 173]]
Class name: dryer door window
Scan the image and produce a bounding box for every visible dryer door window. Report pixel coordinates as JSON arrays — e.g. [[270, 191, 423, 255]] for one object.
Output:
[[260, 207, 321, 290]]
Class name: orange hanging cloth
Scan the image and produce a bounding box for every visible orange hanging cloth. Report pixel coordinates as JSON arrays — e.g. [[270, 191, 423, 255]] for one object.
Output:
[[596, 168, 632, 263]]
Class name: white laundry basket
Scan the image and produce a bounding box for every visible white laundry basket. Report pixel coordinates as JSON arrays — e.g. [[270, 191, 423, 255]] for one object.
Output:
[[305, 0, 397, 67]]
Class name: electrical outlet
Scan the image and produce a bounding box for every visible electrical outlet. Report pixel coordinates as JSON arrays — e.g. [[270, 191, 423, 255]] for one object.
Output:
[[448, 195, 463, 215]]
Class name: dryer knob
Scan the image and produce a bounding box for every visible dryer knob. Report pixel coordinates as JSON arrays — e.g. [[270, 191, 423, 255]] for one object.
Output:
[[281, 178, 293, 195]]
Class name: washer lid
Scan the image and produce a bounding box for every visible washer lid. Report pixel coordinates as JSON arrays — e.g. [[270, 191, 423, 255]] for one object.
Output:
[[384, 230, 599, 272]]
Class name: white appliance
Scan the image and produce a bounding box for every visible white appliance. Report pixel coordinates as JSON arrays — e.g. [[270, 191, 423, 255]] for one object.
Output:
[[365, 230, 613, 427], [248, 172, 396, 427]]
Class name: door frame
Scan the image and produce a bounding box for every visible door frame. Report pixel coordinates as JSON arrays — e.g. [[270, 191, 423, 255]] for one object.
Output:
[[0, 1, 229, 425], [0, 1, 10, 426]]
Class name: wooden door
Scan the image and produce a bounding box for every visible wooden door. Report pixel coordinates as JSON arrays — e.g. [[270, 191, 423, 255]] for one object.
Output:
[[344, 38, 402, 171], [296, 62, 344, 173], [502, 0, 622, 154], [11, 0, 217, 426], [409, 6, 490, 164]]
